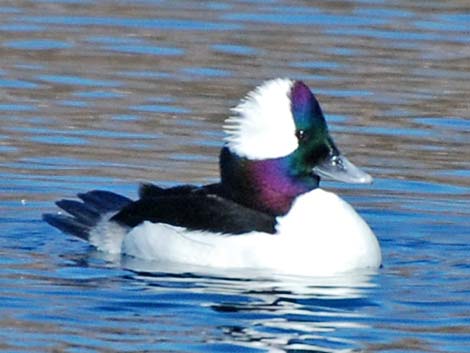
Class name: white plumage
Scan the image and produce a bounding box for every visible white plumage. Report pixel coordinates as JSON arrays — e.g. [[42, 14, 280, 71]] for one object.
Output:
[[224, 78, 299, 159], [89, 189, 381, 276]]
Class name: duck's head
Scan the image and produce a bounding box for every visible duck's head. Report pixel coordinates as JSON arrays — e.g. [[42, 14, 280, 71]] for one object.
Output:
[[221, 78, 372, 215]]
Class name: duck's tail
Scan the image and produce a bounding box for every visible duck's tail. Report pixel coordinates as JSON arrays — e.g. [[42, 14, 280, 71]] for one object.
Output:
[[43, 190, 132, 241]]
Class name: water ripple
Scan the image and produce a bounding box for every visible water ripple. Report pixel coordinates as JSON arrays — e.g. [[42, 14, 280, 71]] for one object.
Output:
[[0, 0, 469, 352]]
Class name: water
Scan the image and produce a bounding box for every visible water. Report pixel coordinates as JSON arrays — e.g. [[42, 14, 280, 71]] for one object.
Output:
[[0, 0, 469, 352]]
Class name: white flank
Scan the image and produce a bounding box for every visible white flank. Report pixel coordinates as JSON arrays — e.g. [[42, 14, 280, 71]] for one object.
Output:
[[224, 78, 298, 160], [97, 188, 382, 276]]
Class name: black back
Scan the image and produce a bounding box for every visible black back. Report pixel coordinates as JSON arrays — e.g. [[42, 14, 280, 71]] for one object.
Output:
[[112, 183, 277, 234]]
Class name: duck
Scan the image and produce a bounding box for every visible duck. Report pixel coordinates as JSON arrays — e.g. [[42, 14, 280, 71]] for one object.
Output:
[[43, 78, 381, 276]]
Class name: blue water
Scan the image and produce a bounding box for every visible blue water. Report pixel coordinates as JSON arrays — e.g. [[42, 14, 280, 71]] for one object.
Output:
[[0, 1, 469, 352]]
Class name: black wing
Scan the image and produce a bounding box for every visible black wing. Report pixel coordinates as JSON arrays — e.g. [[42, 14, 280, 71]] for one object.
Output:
[[111, 191, 277, 235]]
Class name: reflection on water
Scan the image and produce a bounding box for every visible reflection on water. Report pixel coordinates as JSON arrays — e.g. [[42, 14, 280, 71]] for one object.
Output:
[[2, 247, 379, 353], [135, 271, 377, 352], [0, 0, 469, 352]]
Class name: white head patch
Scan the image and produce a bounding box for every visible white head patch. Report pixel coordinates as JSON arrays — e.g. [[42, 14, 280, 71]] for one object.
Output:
[[224, 78, 298, 160]]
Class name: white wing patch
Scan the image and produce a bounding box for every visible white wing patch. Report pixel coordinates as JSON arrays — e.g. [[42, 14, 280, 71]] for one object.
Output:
[[224, 78, 298, 160]]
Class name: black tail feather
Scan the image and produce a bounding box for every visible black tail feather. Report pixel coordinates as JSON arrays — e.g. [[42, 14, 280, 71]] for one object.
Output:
[[43, 213, 91, 240], [44, 190, 133, 239], [77, 190, 132, 213], [56, 199, 100, 226]]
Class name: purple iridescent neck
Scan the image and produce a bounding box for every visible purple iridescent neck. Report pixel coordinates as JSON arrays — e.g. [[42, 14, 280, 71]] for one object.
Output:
[[219, 147, 319, 216]]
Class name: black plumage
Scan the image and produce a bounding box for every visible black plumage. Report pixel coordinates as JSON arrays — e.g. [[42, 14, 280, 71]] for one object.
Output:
[[43, 190, 133, 240], [112, 190, 277, 234], [44, 184, 277, 239]]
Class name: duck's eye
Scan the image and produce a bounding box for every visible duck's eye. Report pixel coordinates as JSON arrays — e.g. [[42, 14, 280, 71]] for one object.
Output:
[[295, 129, 308, 142]]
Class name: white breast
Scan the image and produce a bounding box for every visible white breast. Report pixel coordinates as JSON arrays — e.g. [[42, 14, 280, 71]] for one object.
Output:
[[118, 188, 381, 276], [274, 189, 382, 274]]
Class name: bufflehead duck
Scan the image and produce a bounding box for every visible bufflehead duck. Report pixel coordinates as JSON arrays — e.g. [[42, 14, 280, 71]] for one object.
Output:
[[44, 79, 381, 275]]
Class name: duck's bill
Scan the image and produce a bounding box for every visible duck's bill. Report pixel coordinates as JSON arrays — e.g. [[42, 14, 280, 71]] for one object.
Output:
[[313, 154, 373, 184]]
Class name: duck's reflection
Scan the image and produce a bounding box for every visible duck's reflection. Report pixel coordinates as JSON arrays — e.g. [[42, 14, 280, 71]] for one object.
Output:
[[107, 254, 379, 353]]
